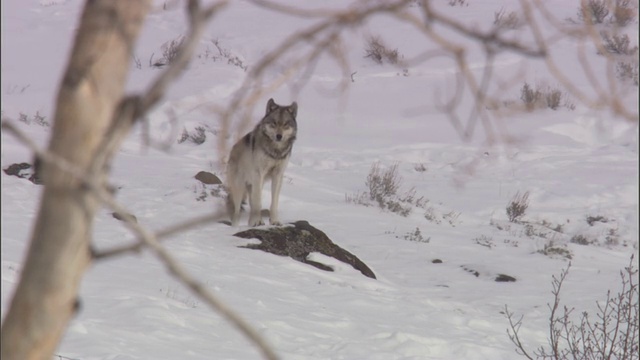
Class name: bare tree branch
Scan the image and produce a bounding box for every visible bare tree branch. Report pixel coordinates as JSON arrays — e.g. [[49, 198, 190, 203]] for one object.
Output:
[[2, 118, 278, 360]]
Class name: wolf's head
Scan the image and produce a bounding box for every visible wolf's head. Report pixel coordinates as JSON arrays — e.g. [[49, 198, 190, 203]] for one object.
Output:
[[260, 98, 298, 143]]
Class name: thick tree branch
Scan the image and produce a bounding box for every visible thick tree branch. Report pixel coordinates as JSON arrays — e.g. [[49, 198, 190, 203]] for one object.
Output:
[[0, 2, 151, 359]]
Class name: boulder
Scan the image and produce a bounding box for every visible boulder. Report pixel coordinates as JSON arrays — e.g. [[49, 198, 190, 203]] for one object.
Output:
[[195, 171, 222, 185]]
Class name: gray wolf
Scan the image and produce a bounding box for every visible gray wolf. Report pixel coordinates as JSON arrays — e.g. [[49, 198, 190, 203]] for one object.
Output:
[[226, 98, 298, 227]]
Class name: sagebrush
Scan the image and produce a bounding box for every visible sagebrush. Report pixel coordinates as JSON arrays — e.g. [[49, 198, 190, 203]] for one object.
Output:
[[364, 36, 400, 65], [506, 257, 639, 360], [346, 162, 427, 217], [507, 191, 530, 223]]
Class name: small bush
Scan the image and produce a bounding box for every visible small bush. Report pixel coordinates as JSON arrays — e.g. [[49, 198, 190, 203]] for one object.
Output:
[[519, 83, 574, 111], [586, 214, 609, 226], [161, 36, 184, 65], [211, 39, 248, 71], [178, 126, 210, 145], [605, 228, 621, 246], [520, 83, 542, 110], [600, 32, 638, 55], [399, 227, 429, 243], [442, 210, 461, 226], [194, 183, 225, 202], [448, 0, 468, 7], [414, 163, 427, 172], [367, 162, 401, 204], [523, 224, 548, 239], [616, 60, 639, 86], [384, 198, 412, 217], [577, 0, 610, 24], [17, 111, 50, 127], [364, 36, 401, 65], [344, 191, 370, 207], [507, 191, 530, 223], [424, 207, 441, 224], [506, 257, 639, 360], [474, 235, 494, 249], [570, 234, 593, 245], [347, 162, 429, 217], [397, 187, 429, 208], [545, 88, 563, 110], [494, 8, 522, 29], [150, 36, 184, 68], [611, 0, 637, 27], [537, 241, 573, 260]]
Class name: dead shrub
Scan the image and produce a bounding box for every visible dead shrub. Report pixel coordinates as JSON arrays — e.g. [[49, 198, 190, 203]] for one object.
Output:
[[616, 60, 639, 86], [545, 88, 563, 110], [151, 36, 184, 68], [346, 162, 428, 217], [399, 227, 429, 243], [570, 234, 594, 245], [367, 162, 401, 203], [611, 0, 637, 27], [178, 126, 210, 145], [364, 36, 401, 65], [600, 31, 638, 55], [520, 82, 543, 110], [506, 257, 639, 360], [448, 0, 468, 7], [519, 82, 574, 111], [494, 8, 522, 29], [577, 0, 610, 24], [507, 191, 530, 223]]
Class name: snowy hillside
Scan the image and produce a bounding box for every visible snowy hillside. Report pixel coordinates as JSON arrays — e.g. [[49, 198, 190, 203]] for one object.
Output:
[[1, 1, 638, 359]]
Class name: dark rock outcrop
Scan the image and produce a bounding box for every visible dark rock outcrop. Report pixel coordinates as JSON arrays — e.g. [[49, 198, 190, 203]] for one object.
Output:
[[195, 171, 222, 185], [461, 265, 517, 282], [112, 212, 138, 223], [3, 162, 42, 185], [495, 274, 517, 282], [234, 221, 376, 279]]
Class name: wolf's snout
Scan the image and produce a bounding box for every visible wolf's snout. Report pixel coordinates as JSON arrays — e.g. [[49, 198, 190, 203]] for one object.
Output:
[[276, 134, 283, 141]]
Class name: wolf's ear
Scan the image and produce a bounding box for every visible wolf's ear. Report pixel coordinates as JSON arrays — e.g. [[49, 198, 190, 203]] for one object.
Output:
[[266, 98, 277, 114], [288, 102, 298, 118]]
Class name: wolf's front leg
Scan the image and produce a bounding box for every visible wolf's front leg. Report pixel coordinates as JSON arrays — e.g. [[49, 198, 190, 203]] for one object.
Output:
[[248, 182, 265, 227], [269, 173, 284, 226]]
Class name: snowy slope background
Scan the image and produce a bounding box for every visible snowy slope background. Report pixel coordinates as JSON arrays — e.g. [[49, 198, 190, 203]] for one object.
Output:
[[1, 0, 638, 359]]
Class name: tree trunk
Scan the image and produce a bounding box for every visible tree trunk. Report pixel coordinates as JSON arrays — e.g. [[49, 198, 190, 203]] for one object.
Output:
[[1, 1, 150, 359]]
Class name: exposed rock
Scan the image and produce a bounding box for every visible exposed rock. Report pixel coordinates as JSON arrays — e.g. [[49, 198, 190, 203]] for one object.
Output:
[[495, 274, 517, 282], [112, 212, 138, 223], [195, 171, 222, 185], [432, 259, 443, 264], [28, 173, 43, 185], [461, 265, 516, 282], [234, 220, 376, 279], [3, 162, 31, 176], [3, 162, 42, 185], [462, 266, 480, 277]]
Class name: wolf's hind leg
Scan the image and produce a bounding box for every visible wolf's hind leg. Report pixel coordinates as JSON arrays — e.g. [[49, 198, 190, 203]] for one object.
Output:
[[226, 185, 244, 227]]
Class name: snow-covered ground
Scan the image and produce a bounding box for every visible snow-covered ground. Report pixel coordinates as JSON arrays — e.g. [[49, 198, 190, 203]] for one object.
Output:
[[2, 1, 638, 359]]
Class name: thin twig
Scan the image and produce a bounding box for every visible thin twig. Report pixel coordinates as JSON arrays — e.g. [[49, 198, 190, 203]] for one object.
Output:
[[93, 212, 224, 259]]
